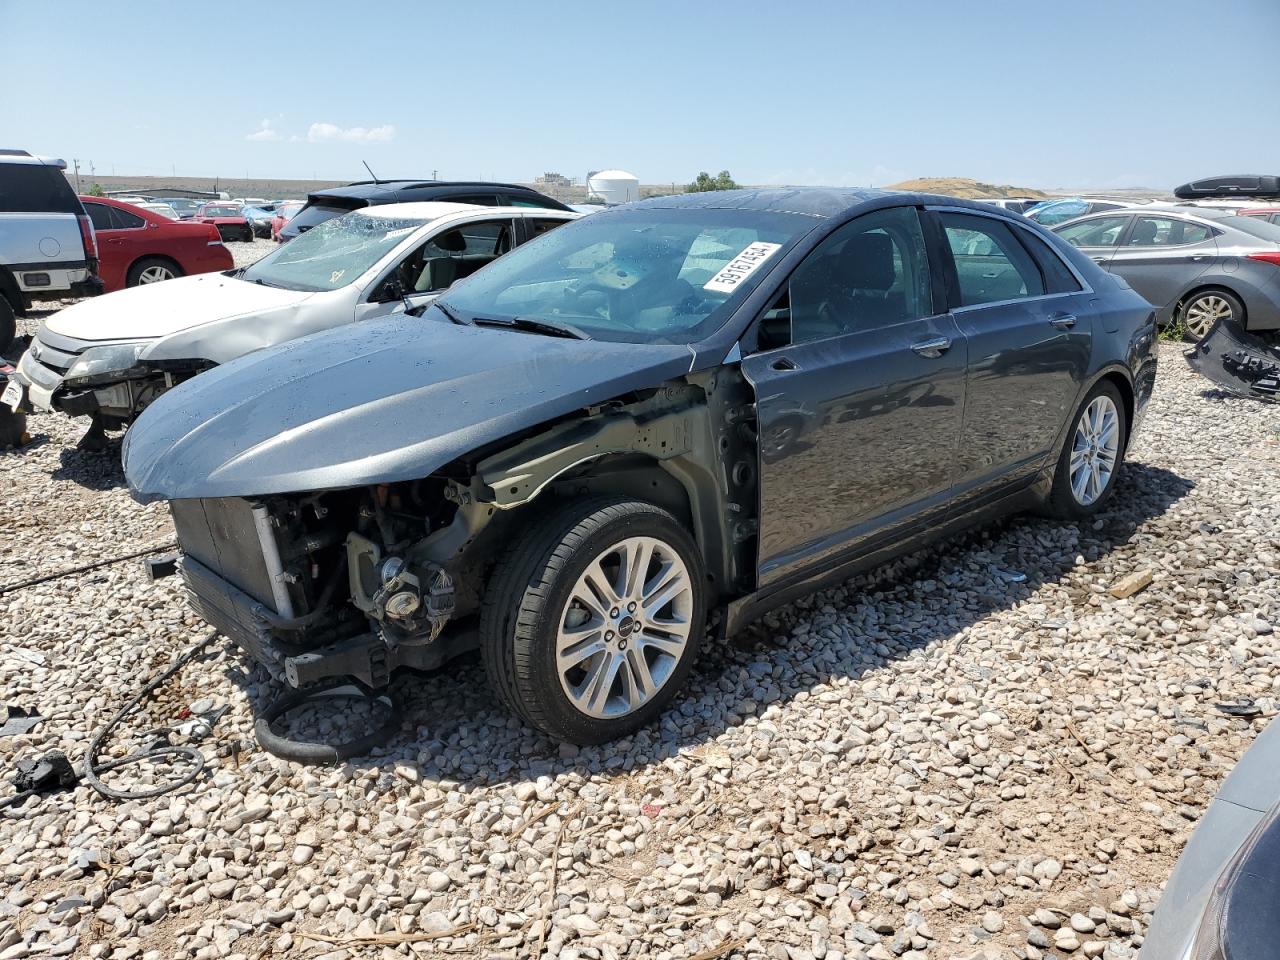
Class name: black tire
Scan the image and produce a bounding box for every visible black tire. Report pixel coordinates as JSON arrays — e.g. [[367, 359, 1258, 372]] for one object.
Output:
[[1045, 379, 1127, 519], [1180, 288, 1244, 341], [480, 496, 706, 744], [126, 257, 184, 288], [0, 295, 15, 357]]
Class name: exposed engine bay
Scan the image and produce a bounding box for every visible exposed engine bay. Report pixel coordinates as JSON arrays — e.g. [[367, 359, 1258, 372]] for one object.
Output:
[[168, 371, 759, 692]]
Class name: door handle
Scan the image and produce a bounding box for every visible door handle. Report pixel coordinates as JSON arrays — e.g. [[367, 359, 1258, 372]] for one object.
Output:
[[910, 336, 951, 358], [769, 356, 797, 372], [1190, 255, 1209, 262], [1048, 312, 1077, 329], [1090, 256, 1107, 263]]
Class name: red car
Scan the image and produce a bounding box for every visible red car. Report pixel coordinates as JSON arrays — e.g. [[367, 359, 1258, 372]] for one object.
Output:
[[195, 202, 254, 243], [79, 196, 234, 294], [270, 200, 304, 242]]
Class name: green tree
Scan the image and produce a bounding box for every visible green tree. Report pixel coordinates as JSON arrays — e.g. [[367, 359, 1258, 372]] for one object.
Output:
[[88, 183, 106, 197], [686, 170, 740, 193]]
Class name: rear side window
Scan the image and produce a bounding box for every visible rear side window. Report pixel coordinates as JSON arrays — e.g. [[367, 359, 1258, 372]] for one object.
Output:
[[1015, 228, 1083, 294], [1126, 216, 1213, 246], [941, 212, 1045, 306], [83, 201, 114, 231], [506, 195, 565, 209], [0, 163, 81, 214], [112, 207, 146, 229], [448, 193, 502, 206]]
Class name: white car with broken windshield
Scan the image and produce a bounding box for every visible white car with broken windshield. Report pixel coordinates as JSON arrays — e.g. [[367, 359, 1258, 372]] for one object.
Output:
[[9, 202, 577, 444]]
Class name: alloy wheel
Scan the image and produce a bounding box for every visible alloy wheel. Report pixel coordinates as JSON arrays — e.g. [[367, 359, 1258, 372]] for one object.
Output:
[[556, 536, 694, 719], [1184, 294, 1233, 339], [138, 265, 175, 284], [1069, 394, 1120, 507]]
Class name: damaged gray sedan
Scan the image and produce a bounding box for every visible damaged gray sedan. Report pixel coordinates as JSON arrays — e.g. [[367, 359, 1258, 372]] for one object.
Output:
[[123, 188, 1157, 743]]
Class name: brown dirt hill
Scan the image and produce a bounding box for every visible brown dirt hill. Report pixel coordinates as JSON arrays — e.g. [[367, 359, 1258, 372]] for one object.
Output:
[[887, 177, 1049, 200]]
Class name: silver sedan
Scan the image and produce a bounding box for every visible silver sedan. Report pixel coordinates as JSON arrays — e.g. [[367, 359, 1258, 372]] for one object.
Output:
[[1053, 207, 1280, 339]]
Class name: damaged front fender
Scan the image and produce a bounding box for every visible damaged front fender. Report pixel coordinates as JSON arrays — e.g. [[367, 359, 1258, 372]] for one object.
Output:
[[1187, 317, 1280, 402]]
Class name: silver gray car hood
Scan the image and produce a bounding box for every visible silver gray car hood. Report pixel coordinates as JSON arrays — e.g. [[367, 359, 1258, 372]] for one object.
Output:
[[123, 315, 694, 502]]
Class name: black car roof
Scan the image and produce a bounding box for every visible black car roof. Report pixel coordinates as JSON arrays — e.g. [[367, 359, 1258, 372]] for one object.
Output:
[[312, 180, 548, 201], [636, 186, 1007, 219]]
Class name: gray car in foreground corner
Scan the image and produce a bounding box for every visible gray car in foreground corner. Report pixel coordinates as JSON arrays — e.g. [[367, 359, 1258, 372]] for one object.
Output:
[[1053, 207, 1280, 340], [1143, 717, 1280, 959], [122, 188, 1157, 744]]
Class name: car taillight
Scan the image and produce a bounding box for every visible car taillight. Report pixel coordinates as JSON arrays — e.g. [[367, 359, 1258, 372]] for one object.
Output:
[[77, 214, 98, 261], [1246, 252, 1280, 267], [206, 225, 223, 243]]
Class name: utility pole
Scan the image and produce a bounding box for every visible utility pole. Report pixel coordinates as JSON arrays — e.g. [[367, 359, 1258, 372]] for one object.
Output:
[[71, 159, 82, 192]]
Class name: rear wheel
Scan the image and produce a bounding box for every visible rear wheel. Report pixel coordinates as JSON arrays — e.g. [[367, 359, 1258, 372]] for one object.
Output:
[[126, 258, 183, 288], [1045, 380, 1127, 519], [481, 497, 706, 744], [1181, 289, 1242, 341]]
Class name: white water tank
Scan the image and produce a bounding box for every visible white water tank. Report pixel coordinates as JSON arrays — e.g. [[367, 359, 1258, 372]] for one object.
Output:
[[587, 169, 640, 205]]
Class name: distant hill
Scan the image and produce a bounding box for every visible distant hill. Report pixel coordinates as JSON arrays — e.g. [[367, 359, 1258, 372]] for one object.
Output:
[[887, 177, 1049, 200]]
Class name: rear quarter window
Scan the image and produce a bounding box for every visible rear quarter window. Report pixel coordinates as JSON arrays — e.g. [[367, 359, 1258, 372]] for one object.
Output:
[[0, 163, 82, 214], [1015, 227, 1083, 293]]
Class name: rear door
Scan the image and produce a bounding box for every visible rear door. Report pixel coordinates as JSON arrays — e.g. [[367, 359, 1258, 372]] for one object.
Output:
[[1054, 214, 1132, 269], [1106, 214, 1218, 308], [934, 209, 1094, 504], [742, 204, 966, 587]]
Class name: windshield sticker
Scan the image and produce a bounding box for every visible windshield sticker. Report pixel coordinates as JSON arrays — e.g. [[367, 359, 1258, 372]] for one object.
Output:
[[329, 269, 346, 285], [703, 242, 782, 294]]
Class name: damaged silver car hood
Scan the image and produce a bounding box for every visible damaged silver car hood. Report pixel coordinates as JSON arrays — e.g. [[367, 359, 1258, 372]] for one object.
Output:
[[123, 315, 695, 502]]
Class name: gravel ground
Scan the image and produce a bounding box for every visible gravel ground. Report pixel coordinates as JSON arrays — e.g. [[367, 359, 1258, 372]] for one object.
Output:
[[2, 300, 1279, 960]]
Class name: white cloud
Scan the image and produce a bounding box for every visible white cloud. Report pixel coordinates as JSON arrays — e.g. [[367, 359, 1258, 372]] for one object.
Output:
[[245, 119, 281, 142], [306, 122, 396, 143]]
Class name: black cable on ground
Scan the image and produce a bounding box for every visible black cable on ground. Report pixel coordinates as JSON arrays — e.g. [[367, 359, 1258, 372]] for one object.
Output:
[[254, 682, 402, 764], [82, 630, 220, 800], [0, 540, 178, 597]]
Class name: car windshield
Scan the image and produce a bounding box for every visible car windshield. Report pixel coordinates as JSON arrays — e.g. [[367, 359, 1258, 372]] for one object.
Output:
[[1029, 200, 1088, 225], [241, 209, 425, 292], [435, 207, 812, 344], [202, 205, 241, 217]]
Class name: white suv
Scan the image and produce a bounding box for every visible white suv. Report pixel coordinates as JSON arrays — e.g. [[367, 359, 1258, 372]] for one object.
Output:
[[0, 151, 103, 354], [10, 202, 576, 445]]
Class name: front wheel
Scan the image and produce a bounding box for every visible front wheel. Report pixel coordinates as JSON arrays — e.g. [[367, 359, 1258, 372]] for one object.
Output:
[[1181, 289, 1242, 341], [1045, 380, 1127, 519], [481, 497, 706, 744]]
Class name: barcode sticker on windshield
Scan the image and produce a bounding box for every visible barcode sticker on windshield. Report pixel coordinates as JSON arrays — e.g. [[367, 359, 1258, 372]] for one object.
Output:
[[703, 241, 782, 295]]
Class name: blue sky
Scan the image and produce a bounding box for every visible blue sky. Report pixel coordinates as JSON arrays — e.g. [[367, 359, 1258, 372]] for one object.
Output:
[[3, 0, 1278, 190]]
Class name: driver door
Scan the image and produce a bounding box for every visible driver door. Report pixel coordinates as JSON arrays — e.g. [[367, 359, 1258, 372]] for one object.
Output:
[[741, 205, 966, 589]]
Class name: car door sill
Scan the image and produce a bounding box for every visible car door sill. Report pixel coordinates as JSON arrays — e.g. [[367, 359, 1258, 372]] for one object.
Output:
[[723, 482, 1045, 636]]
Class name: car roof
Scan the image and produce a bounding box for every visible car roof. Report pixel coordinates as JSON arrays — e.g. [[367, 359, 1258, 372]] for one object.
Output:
[[0, 151, 67, 168], [634, 186, 1008, 219], [310, 180, 549, 202], [359, 201, 575, 221]]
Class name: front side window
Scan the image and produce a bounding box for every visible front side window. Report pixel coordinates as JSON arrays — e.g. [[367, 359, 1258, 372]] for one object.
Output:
[[436, 207, 812, 344], [942, 212, 1045, 306], [242, 210, 427, 292], [1126, 217, 1213, 246], [391, 220, 515, 294], [781, 206, 934, 346], [1056, 216, 1131, 248], [526, 217, 570, 239]]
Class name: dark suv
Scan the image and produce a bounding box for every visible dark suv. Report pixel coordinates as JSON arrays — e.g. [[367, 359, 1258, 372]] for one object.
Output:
[[278, 180, 572, 243]]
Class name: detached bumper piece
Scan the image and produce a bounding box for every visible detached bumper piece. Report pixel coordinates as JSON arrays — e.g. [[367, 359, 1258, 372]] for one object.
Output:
[[1188, 317, 1280, 402]]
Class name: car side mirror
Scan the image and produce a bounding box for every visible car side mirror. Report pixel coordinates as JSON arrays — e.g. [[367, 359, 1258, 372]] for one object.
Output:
[[375, 277, 406, 304]]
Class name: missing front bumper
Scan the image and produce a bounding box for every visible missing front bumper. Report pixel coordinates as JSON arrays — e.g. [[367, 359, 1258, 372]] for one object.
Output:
[[1187, 317, 1280, 402]]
